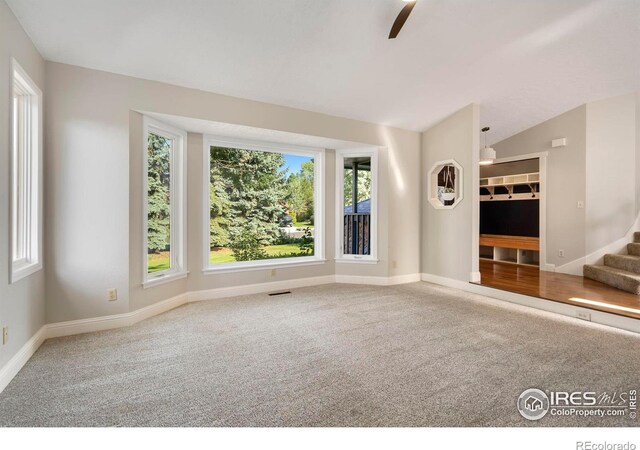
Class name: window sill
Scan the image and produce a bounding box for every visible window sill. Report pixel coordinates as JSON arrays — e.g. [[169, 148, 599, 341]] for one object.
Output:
[[203, 257, 326, 274], [143, 271, 189, 289], [335, 257, 379, 265], [11, 261, 43, 284]]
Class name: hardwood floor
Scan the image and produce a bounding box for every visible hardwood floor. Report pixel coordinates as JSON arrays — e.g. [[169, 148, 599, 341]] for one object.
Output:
[[476, 260, 640, 320]]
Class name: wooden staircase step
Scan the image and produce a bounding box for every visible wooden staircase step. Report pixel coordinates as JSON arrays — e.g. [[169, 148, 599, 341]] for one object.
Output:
[[604, 254, 640, 274], [583, 264, 640, 295]]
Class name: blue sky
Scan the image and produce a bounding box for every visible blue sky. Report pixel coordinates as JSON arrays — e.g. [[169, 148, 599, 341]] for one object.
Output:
[[282, 154, 312, 175]]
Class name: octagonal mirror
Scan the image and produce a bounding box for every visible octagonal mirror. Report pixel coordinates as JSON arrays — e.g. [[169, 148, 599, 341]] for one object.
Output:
[[428, 159, 463, 209]]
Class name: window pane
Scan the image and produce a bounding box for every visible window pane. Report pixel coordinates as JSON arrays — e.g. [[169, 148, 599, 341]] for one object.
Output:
[[12, 93, 27, 263], [10, 63, 42, 282], [147, 132, 172, 273], [209, 147, 315, 265], [343, 156, 372, 255]]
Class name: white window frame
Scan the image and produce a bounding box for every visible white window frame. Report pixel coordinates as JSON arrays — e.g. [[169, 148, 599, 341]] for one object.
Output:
[[202, 135, 325, 274], [142, 116, 188, 288], [10, 58, 43, 283], [335, 147, 378, 264]]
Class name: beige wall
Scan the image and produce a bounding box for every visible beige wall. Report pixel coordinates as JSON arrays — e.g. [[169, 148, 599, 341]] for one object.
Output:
[[384, 129, 422, 278], [585, 93, 637, 254], [480, 159, 539, 178], [493, 94, 639, 272], [421, 104, 480, 281], [637, 93, 640, 215], [492, 105, 587, 268], [45, 62, 421, 322], [0, 1, 46, 367]]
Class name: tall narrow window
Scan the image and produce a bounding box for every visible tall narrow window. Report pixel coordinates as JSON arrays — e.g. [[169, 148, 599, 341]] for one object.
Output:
[[336, 149, 378, 262], [203, 137, 324, 272], [10, 59, 42, 283], [143, 117, 187, 287]]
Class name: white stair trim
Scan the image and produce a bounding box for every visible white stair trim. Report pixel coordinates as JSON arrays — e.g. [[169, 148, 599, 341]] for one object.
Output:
[[556, 210, 640, 275]]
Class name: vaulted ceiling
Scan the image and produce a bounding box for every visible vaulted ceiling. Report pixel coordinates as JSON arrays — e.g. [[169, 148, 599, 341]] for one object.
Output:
[[7, 0, 640, 143]]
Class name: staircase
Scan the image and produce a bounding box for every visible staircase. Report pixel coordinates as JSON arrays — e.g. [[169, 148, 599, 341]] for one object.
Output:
[[583, 232, 640, 294]]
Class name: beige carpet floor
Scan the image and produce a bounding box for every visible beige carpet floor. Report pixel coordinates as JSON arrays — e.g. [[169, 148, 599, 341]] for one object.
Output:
[[0, 282, 639, 427]]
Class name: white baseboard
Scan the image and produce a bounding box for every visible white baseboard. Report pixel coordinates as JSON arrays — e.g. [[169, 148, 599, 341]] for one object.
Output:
[[1, 271, 425, 390], [190, 274, 420, 300], [421, 273, 640, 334], [421, 273, 473, 291], [0, 273, 418, 393], [389, 273, 422, 285], [0, 293, 189, 395], [8, 268, 636, 396], [45, 293, 188, 339], [335, 273, 420, 286], [0, 326, 47, 394], [187, 275, 335, 302], [555, 257, 586, 276]]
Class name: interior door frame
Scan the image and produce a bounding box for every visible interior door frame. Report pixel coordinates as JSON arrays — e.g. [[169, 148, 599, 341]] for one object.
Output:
[[478, 151, 551, 273]]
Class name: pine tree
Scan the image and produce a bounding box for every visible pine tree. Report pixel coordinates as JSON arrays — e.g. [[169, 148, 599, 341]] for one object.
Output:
[[287, 160, 314, 222], [209, 147, 288, 248], [147, 133, 171, 252], [209, 165, 231, 248]]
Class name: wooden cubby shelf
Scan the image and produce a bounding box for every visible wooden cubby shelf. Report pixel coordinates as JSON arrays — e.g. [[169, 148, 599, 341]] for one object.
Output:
[[479, 234, 540, 267]]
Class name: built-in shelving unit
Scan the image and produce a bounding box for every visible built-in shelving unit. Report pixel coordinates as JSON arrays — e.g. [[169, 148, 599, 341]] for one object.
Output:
[[479, 170, 541, 267], [480, 172, 539, 187], [480, 172, 540, 201], [479, 234, 540, 267]]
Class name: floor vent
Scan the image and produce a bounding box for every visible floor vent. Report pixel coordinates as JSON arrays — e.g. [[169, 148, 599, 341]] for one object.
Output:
[[268, 290, 292, 296]]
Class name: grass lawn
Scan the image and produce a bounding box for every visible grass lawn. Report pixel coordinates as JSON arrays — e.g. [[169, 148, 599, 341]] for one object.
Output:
[[148, 243, 310, 272], [210, 243, 304, 264], [293, 221, 314, 229], [148, 252, 171, 273]]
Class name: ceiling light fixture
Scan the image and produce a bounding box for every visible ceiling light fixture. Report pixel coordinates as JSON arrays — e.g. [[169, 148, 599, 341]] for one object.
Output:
[[480, 126, 496, 166]]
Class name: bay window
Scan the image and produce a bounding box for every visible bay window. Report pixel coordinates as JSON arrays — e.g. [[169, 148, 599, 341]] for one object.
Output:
[[203, 136, 324, 272], [335, 148, 378, 263], [143, 117, 187, 287]]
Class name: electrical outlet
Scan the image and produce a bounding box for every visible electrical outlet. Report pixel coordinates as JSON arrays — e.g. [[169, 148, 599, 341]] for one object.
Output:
[[558, 249, 565, 258], [576, 310, 591, 321], [2, 327, 8, 345], [271, 269, 277, 277], [107, 288, 118, 302], [392, 260, 398, 269], [577, 201, 584, 209]]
